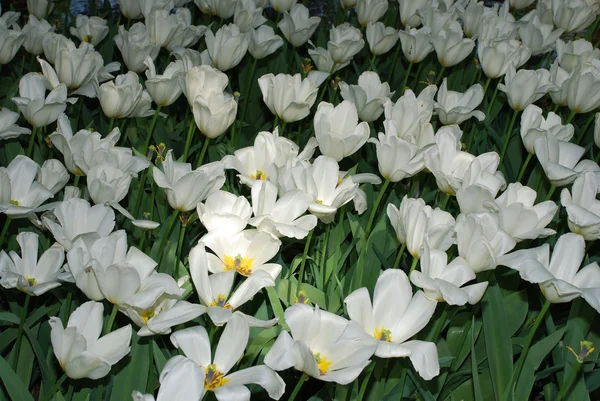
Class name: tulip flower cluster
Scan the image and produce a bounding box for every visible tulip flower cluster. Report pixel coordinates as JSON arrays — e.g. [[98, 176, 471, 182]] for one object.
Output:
[[1, 0, 600, 401]]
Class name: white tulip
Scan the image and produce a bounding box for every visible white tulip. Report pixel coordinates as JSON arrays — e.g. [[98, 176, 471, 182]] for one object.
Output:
[[205, 24, 249, 71], [366, 22, 398, 56], [114, 23, 160, 73], [181, 65, 229, 108], [434, 78, 484, 125], [518, 15, 563, 56], [498, 65, 554, 111], [194, 0, 237, 19], [328, 23, 364, 65], [258, 73, 318, 122], [534, 134, 586, 187], [519, 105, 574, 154], [234, 0, 267, 33], [357, 0, 388, 27], [550, 0, 597, 33], [249, 25, 284, 59], [0, 19, 26, 65], [27, 0, 53, 20], [22, 15, 54, 55], [197, 190, 252, 234], [398, 26, 433, 64], [369, 133, 424, 182], [144, 57, 184, 106], [561, 172, 600, 241], [398, 0, 429, 27], [431, 21, 475, 68], [49, 301, 132, 379], [118, 0, 143, 19], [270, 0, 297, 13], [12, 72, 68, 128], [42, 32, 75, 65], [277, 4, 320, 48], [556, 39, 600, 73], [192, 90, 238, 139], [0, 107, 31, 140], [70, 15, 109, 46], [455, 152, 506, 215], [339, 71, 393, 123]]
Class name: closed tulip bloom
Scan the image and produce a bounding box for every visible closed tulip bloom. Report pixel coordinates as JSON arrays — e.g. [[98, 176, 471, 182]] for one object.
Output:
[[455, 213, 515, 273], [411, 244, 488, 306], [87, 164, 133, 204], [70, 15, 109, 46], [455, 152, 507, 215], [145, 9, 182, 48], [366, 22, 398, 56], [477, 13, 518, 43], [42, 198, 115, 250], [549, 60, 570, 107], [249, 25, 284, 59], [194, 0, 237, 18], [418, 6, 459, 37], [314, 101, 370, 161], [270, 0, 297, 12], [165, 9, 208, 51], [197, 190, 252, 234], [566, 60, 600, 114], [97, 71, 145, 118], [518, 15, 563, 56], [550, 0, 597, 34], [556, 39, 600, 73], [277, 4, 320, 47], [234, 0, 267, 32], [49, 301, 132, 379], [477, 39, 531, 79], [561, 172, 600, 241], [434, 78, 485, 125], [132, 358, 205, 401], [344, 270, 439, 380], [398, 26, 433, 64], [22, 15, 54, 55], [308, 45, 349, 73], [0, 19, 26, 65], [144, 57, 184, 106], [459, 0, 498, 38], [339, 71, 393, 122], [498, 65, 554, 111], [431, 22, 475, 68], [488, 183, 557, 242], [387, 196, 455, 258], [265, 304, 378, 384], [328, 23, 364, 64], [114, 23, 160, 73], [0, 107, 31, 140], [341, 0, 357, 8], [181, 65, 229, 107], [137, 0, 174, 18], [205, 24, 249, 71], [398, 0, 429, 27], [192, 90, 237, 139], [12, 72, 68, 128], [53, 44, 105, 91], [500, 233, 600, 313], [357, 0, 388, 26], [37, 159, 69, 195], [369, 133, 424, 182], [42, 33, 75, 65], [0, 232, 64, 296], [27, 0, 53, 19], [520, 105, 574, 154], [534, 134, 586, 187], [0, 156, 53, 218], [153, 151, 226, 211], [258, 73, 318, 122], [118, 0, 143, 19]]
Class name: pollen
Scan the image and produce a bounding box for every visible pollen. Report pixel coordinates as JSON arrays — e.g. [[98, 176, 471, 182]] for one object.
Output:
[[250, 170, 266, 180], [10, 199, 20, 206], [204, 364, 229, 390], [25, 276, 37, 286], [374, 327, 392, 342], [224, 254, 254, 276], [210, 294, 232, 310], [314, 353, 332, 375], [141, 310, 156, 324]]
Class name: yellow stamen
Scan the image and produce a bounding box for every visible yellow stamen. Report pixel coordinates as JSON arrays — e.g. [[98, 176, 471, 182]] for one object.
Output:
[[10, 199, 20, 206], [315, 199, 324, 204], [373, 327, 392, 342], [210, 294, 232, 310], [224, 254, 254, 276], [250, 170, 266, 180], [204, 364, 229, 390], [141, 310, 156, 324], [314, 353, 332, 375], [25, 276, 37, 286], [295, 290, 309, 304]]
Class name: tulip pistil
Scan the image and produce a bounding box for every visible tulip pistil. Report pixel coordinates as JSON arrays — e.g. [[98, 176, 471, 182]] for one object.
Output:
[[224, 254, 254, 276], [141, 310, 156, 324], [210, 294, 232, 310], [374, 327, 392, 342], [313, 353, 332, 375], [10, 199, 20, 206], [204, 364, 228, 390], [25, 276, 37, 286], [250, 170, 267, 180]]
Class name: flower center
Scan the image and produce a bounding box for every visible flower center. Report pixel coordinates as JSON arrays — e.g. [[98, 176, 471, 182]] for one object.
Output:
[[250, 170, 266, 180], [10, 199, 20, 206], [204, 364, 228, 390], [373, 327, 392, 342], [210, 294, 232, 310], [314, 353, 332, 375], [224, 254, 254, 276], [25, 276, 37, 286], [141, 309, 156, 324]]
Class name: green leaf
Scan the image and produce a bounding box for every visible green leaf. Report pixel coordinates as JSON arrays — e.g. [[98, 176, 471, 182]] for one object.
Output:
[[481, 281, 513, 401], [110, 332, 150, 400], [514, 328, 566, 400], [0, 312, 19, 325], [0, 355, 34, 401], [504, 290, 528, 337]]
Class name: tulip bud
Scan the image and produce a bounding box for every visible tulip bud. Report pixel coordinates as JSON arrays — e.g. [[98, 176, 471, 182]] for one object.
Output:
[[205, 24, 249, 71], [270, 0, 298, 13], [249, 25, 284, 59], [192, 91, 238, 139], [339, 71, 393, 122], [118, 0, 143, 19], [357, 0, 388, 27], [27, 0, 53, 20], [366, 22, 398, 56], [328, 23, 364, 65], [234, 0, 267, 33], [398, 26, 433, 64], [194, 0, 237, 19], [114, 23, 160, 73], [97, 71, 145, 119]]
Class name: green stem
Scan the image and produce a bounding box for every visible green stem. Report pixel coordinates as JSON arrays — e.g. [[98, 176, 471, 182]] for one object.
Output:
[[104, 303, 119, 335], [148, 338, 156, 392], [565, 110, 576, 125], [500, 109, 519, 163], [108, 118, 115, 133], [553, 361, 582, 401], [386, 43, 403, 84], [393, 244, 406, 269], [27, 127, 37, 157], [238, 58, 258, 143], [12, 294, 31, 369], [0, 217, 11, 248], [545, 186, 556, 201], [482, 76, 492, 99], [356, 180, 391, 288], [357, 363, 375, 401], [139, 181, 157, 250], [145, 105, 162, 154], [288, 374, 307, 401], [485, 80, 499, 119], [316, 64, 338, 106], [408, 256, 419, 275], [401, 62, 413, 92], [517, 153, 533, 183], [369, 53, 377, 72], [575, 112, 595, 145], [175, 220, 187, 277], [182, 120, 196, 162], [509, 300, 551, 395], [435, 66, 446, 86], [196, 137, 210, 168], [320, 223, 331, 288], [40, 372, 67, 401], [61, 292, 72, 325], [426, 303, 449, 342], [156, 210, 180, 268], [297, 229, 314, 295]]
